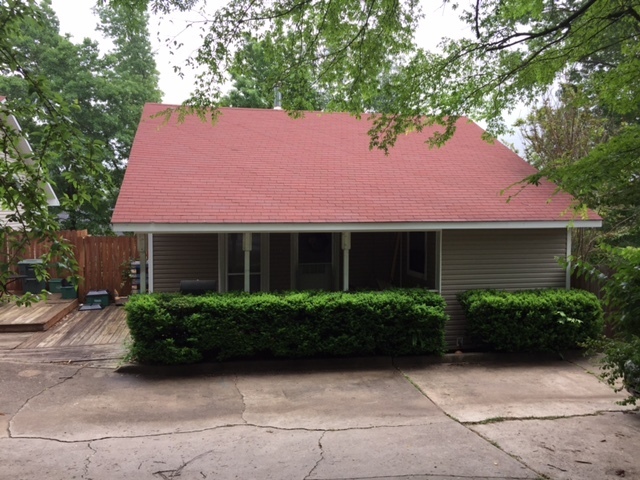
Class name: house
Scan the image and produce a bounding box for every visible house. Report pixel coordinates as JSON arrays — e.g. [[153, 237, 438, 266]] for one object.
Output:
[[0, 96, 59, 230], [112, 104, 601, 347]]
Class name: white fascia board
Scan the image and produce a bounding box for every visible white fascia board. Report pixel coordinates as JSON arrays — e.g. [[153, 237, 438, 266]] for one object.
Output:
[[44, 183, 60, 206], [3, 111, 60, 207], [112, 219, 603, 234]]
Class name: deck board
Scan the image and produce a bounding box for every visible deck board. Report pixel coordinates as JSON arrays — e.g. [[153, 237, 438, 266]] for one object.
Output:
[[0, 297, 78, 332], [0, 303, 129, 367], [0, 344, 127, 365], [15, 306, 129, 349]]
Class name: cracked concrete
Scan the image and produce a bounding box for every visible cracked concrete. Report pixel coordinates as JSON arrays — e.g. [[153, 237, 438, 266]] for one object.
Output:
[[395, 356, 634, 423], [236, 367, 446, 430], [84, 441, 97, 478], [472, 411, 640, 480], [2, 354, 638, 479], [85, 425, 320, 480], [10, 367, 245, 441], [0, 362, 83, 438], [305, 431, 326, 479], [233, 374, 248, 424]]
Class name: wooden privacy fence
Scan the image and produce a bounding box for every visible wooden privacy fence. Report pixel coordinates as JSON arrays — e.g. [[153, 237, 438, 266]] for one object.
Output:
[[14, 230, 140, 301]]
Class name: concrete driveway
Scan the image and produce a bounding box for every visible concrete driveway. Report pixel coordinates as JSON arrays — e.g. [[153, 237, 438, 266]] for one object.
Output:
[[1, 354, 638, 480]]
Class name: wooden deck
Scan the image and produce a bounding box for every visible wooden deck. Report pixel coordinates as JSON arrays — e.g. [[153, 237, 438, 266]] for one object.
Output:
[[0, 306, 129, 367], [0, 296, 79, 332], [17, 306, 130, 349]]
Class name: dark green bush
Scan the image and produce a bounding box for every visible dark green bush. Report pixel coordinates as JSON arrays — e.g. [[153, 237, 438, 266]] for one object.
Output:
[[458, 289, 604, 352], [125, 289, 448, 364]]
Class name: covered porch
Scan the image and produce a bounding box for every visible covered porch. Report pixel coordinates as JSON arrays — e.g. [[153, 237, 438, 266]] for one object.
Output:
[[137, 228, 443, 296]]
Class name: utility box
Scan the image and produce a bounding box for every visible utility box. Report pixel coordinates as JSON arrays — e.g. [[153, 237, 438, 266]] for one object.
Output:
[[24, 278, 46, 294], [60, 285, 77, 300], [18, 259, 43, 279], [86, 290, 109, 307], [48, 278, 63, 293]]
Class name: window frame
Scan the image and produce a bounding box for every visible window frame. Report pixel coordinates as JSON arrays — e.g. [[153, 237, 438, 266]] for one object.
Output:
[[406, 230, 441, 291]]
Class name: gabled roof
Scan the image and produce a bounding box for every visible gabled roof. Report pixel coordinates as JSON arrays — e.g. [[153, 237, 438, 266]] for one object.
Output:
[[112, 104, 600, 233]]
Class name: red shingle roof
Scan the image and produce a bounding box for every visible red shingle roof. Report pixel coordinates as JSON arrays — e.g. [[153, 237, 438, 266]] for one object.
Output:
[[112, 104, 600, 228]]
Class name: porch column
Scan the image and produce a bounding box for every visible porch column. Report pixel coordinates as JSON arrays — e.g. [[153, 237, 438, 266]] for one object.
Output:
[[342, 232, 351, 291], [136, 233, 147, 294], [566, 228, 572, 290], [243, 232, 252, 293], [147, 233, 154, 293]]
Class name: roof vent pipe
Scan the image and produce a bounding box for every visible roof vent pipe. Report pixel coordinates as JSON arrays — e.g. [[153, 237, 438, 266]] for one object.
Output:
[[273, 86, 282, 110]]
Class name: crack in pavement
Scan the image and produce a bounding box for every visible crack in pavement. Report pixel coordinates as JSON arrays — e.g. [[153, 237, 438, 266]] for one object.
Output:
[[304, 430, 326, 480], [153, 449, 215, 479], [7, 365, 85, 438], [393, 361, 543, 480], [82, 441, 97, 479], [462, 410, 631, 426], [564, 355, 616, 389], [9, 421, 438, 444], [233, 374, 248, 424]]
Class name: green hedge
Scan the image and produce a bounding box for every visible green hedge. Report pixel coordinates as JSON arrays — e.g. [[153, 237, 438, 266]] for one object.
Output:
[[125, 289, 448, 364], [458, 289, 604, 352]]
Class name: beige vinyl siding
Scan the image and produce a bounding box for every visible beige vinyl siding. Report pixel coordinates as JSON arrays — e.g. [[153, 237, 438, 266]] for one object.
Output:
[[441, 228, 567, 349], [0, 209, 21, 230], [153, 234, 218, 292]]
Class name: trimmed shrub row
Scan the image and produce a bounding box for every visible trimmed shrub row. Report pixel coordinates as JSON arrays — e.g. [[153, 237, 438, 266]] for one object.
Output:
[[125, 289, 449, 364], [458, 289, 604, 352]]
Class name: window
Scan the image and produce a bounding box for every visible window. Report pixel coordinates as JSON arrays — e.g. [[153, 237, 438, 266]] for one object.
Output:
[[407, 231, 439, 289]]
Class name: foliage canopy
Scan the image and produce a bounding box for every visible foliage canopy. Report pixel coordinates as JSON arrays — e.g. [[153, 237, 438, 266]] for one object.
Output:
[[0, 0, 160, 299]]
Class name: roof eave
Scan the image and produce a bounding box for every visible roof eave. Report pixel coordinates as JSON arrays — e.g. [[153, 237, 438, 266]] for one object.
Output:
[[111, 219, 603, 234]]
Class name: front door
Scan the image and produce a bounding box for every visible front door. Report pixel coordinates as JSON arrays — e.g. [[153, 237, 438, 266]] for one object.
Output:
[[296, 233, 335, 290]]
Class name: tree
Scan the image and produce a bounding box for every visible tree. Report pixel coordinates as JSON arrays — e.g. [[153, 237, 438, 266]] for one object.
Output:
[[0, 1, 162, 234], [517, 86, 639, 258], [0, 0, 160, 300], [0, 1, 103, 300], [220, 34, 326, 111]]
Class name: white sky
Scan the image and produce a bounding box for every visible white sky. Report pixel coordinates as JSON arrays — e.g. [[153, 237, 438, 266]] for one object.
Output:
[[50, 0, 526, 152]]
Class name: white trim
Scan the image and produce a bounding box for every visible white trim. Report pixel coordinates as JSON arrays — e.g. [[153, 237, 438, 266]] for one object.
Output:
[[243, 232, 252, 293], [220, 232, 269, 293], [342, 232, 351, 291], [566, 228, 572, 290], [406, 231, 440, 291], [2, 110, 60, 207], [137, 233, 147, 294], [436, 230, 442, 293], [112, 220, 602, 234], [148, 233, 154, 293]]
